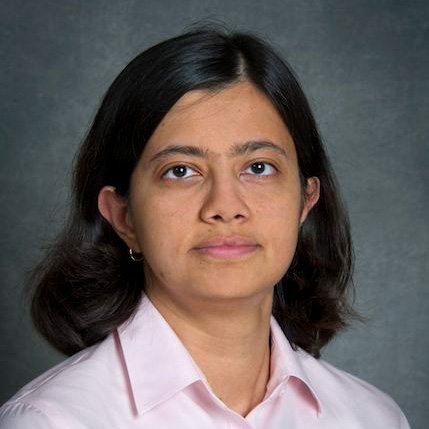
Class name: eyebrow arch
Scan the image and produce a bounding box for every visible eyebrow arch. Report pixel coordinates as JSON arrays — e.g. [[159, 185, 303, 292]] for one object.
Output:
[[149, 140, 288, 164]]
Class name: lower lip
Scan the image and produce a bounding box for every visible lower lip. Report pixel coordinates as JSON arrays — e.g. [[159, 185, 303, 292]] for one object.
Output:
[[193, 245, 259, 258]]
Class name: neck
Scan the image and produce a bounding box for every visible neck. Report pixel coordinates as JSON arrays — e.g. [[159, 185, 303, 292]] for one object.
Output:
[[146, 288, 274, 417]]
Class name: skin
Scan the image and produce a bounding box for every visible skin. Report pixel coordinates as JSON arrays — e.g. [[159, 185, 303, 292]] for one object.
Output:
[[98, 80, 320, 417]]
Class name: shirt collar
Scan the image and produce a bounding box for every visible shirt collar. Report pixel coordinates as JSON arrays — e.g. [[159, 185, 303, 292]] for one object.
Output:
[[116, 294, 322, 416], [115, 294, 204, 415], [268, 316, 323, 416]]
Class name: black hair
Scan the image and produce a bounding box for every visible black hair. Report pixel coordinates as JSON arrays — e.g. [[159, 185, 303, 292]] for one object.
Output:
[[30, 26, 358, 358]]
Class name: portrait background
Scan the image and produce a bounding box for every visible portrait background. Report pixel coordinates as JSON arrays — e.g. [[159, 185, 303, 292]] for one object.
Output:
[[0, 1, 427, 428]]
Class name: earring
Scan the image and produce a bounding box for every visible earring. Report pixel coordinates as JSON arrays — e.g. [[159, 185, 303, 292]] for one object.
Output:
[[129, 248, 144, 262]]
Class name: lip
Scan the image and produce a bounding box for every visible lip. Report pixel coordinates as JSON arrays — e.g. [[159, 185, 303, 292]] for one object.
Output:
[[194, 235, 258, 249], [192, 235, 259, 258], [194, 245, 258, 258]]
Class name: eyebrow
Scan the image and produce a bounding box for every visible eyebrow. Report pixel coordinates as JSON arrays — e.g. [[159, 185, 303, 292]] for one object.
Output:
[[149, 140, 289, 164]]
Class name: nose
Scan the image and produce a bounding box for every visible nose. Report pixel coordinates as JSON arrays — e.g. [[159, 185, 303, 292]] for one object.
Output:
[[199, 172, 251, 224]]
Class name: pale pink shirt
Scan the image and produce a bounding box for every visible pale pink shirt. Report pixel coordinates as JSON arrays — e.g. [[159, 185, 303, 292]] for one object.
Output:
[[0, 294, 410, 428]]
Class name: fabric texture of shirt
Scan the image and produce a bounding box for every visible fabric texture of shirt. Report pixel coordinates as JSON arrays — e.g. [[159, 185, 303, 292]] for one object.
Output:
[[0, 294, 411, 428]]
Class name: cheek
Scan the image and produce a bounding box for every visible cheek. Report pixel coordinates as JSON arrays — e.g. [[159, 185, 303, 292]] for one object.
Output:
[[255, 182, 302, 224], [133, 196, 190, 259], [258, 189, 302, 263], [136, 197, 199, 290]]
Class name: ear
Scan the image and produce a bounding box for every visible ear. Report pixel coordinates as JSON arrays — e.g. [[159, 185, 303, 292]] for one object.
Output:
[[299, 177, 320, 225], [97, 186, 141, 252]]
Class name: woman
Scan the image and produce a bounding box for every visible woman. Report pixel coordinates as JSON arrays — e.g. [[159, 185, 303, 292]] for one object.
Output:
[[0, 27, 411, 428]]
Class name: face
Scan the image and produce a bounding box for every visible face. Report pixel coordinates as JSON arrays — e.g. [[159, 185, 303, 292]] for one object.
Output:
[[109, 81, 319, 309]]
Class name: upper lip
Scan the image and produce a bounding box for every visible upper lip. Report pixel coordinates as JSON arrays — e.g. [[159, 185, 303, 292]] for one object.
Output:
[[194, 235, 258, 249]]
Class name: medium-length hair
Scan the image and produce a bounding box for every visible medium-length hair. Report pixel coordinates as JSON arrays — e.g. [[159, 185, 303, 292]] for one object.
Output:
[[30, 26, 357, 358]]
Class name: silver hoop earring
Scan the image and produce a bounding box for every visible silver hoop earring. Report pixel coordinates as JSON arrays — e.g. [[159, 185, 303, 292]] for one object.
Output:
[[129, 248, 144, 262]]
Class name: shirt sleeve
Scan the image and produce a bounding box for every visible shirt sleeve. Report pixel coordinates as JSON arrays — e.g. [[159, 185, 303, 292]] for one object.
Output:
[[0, 401, 56, 429]]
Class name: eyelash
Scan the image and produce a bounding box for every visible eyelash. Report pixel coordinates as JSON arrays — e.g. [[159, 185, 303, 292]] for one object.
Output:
[[161, 161, 278, 180]]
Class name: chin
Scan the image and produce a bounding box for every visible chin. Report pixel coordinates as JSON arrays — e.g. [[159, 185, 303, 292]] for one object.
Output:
[[188, 277, 273, 302]]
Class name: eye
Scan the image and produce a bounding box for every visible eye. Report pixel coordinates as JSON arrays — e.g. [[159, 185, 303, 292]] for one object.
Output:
[[244, 162, 277, 176], [162, 164, 199, 179]]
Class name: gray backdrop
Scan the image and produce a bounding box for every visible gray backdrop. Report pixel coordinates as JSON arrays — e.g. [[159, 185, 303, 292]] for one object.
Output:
[[1, 1, 428, 428]]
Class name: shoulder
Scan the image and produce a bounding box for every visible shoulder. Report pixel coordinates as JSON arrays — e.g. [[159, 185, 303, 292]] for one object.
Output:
[[0, 402, 53, 429], [298, 349, 410, 427], [0, 335, 119, 428]]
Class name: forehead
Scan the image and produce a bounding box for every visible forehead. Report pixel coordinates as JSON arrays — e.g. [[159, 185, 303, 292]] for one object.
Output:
[[142, 81, 295, 161]]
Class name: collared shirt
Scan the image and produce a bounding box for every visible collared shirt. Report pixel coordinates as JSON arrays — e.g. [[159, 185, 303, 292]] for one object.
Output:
[[0, 294, 410, 428]]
